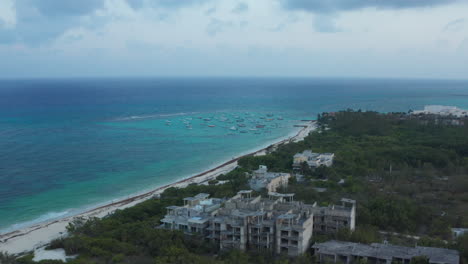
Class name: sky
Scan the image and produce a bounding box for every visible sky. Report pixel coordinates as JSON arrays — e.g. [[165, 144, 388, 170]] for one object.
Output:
[[0, 0, 468, 79]]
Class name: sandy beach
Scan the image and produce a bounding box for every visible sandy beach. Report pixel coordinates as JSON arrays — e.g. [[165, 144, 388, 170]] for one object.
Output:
[[0, 121, 316, 255]]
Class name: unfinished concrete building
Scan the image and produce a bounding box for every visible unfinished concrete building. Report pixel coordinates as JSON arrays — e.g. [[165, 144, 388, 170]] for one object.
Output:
[[312, 240, 459, 264], [249, 165, 291, 192], [293, 150, 335, 171], [311, 198, 356, 234], [160, 191, 356, 257], [207, 191, 314, 256], [160, 193, 224, 235]]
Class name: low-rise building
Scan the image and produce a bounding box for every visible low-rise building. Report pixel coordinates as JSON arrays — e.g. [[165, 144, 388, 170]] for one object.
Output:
[[452, 228, 468, 239], [249, 165, 291, 192], [293, 150, 335, 171], [412, 105, 468, 118], [160, 191, 356, 257], [312, 240, 459, 264]]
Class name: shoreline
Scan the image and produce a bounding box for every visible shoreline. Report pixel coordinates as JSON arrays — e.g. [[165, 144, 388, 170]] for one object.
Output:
[[0, 121, 316, 255]]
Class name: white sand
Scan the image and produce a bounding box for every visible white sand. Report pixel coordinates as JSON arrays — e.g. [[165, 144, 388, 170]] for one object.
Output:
[[0, 121, 316, 255]]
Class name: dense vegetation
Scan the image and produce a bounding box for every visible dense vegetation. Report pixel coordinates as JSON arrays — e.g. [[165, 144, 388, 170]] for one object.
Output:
[[2, 110, 468, 263]]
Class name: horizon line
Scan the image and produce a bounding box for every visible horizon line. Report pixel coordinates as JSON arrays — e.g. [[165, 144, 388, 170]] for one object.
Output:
[[1, 75, 468, 82]]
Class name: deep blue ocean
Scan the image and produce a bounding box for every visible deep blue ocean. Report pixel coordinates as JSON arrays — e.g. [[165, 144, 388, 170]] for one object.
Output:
[[1, 78, 468, 233]]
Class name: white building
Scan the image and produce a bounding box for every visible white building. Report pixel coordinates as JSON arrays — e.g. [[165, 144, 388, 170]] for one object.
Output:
[[293, 150, 335, 171], [249, 165, 291, 192], [412, 105, 468, 118], [452, 228, 468, 239]]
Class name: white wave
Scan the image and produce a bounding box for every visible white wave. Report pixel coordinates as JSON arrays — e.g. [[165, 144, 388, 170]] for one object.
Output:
[[114, 112, 199, 121], [1, 210, 73, 234]]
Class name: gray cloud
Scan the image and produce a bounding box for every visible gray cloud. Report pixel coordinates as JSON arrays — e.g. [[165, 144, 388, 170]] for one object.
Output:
[[28, 0, 105, 17], [444, 18, 466, 32], [205, 7, 217, 15], [0, 0, 105, 44], [280, 0, 462, 13], [232, 2, 249, 13], [127, 0, 146, 9], [127, 0, 211, 9], [206, 18, 233, 36], [314, 15, 341, 33], [0, 0, 214, 45]]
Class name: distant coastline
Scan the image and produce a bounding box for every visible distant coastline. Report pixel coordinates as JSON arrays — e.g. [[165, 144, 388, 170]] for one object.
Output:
[[0, 121, 316, 255]]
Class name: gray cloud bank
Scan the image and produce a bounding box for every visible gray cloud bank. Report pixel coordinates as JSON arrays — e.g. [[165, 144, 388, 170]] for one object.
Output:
[[280, 0, 463, 13]]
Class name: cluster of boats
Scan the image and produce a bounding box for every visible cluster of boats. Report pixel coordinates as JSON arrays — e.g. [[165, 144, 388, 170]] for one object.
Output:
[[164, 113, 285, 134]]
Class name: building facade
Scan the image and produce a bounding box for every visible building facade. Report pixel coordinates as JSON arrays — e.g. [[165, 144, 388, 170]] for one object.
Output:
[[249, 165, 291, 192], [312, 198, 356, 234], [160, 193, 223, 235], [312, 241, 459, 264], [160, 191, 356, 257], [293, 150, 335, 171]]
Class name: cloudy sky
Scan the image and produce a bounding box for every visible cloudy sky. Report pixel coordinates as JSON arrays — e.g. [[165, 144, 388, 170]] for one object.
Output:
[[0, 0, 467, 79]]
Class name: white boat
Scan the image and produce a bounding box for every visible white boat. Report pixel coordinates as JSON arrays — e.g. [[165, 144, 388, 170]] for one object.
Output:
[[230, 126, 237, 131]]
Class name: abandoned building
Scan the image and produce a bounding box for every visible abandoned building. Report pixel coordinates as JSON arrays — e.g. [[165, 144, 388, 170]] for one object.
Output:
[[160, 193, 223, 233], [311, 198, 356, 234], [293, 150, 335, 171], [248, 165, 291, 192], [160, 191, 356, 257], [312, 240, 459, 264]]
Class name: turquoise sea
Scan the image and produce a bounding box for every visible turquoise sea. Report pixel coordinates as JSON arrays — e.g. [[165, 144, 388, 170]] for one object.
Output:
[[1, 78, 468, 233]]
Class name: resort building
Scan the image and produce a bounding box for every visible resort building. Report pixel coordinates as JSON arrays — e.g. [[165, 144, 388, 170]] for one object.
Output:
[[312, 240, 460, 264], [248, 165, 291, 192], [293, 150, 335, 171], [160, 191, 356, 257], [412, 105, 468, 118]]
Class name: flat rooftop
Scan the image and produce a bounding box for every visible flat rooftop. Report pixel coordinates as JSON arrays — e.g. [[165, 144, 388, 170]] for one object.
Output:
[[312, 241, 459, 264]]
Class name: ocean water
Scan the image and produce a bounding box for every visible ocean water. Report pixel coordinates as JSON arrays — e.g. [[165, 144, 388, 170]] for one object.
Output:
[[1, 77, 468, 233]]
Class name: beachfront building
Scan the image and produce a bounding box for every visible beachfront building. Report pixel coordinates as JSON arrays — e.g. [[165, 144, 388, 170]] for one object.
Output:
[[160, 193, 224, 235], [312, 240, 460, 264], [249, 165, 291, 192], [412, 105, 468, 118], [160, 191, 356, 257], [293, 150, 335, 171]]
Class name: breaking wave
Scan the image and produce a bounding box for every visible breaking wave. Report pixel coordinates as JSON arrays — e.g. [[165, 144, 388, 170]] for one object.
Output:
[[114, 112, 199, 121], [1, 210, 72, 234]]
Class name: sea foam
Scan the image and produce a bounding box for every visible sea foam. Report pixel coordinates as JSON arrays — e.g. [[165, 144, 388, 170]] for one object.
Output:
[[114, 112, 199, 121]]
